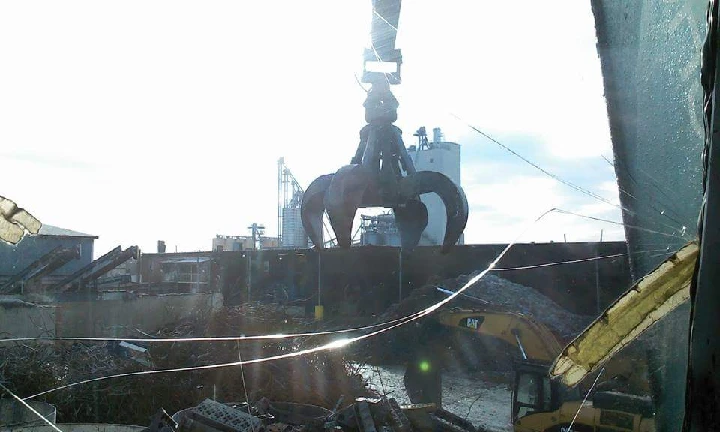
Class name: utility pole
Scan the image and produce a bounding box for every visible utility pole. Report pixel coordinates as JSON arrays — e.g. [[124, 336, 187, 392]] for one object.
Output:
[[398, 247, 403, 303], [196, 250, 200, 294], [315, 250, 323, 320], [278, 158, 283, 246], [246, 252, 252, 302], [595, 229, 604, 314]]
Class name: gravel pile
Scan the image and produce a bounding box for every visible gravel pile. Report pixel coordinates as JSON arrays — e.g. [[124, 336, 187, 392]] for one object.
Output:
[[379, 272, 594, 343], [361, 273, 594, 367], [440, 273, 594, 341]]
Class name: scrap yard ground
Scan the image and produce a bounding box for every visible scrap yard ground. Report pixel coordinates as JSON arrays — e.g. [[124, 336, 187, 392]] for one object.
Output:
[[0, 296, 517, 431], [0, 248, 617, 431], [358, 365, 513, 432]]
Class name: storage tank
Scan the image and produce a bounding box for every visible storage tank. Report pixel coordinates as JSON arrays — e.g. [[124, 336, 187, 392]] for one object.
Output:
[[406, 128, 463, 246], [281, 208, 308, 248]]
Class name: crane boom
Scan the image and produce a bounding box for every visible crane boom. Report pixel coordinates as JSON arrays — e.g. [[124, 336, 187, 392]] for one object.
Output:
[[363, 0, 403, 84]]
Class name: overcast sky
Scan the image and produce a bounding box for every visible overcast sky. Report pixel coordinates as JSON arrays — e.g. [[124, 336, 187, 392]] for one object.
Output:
[[1, 0, 637, 255]]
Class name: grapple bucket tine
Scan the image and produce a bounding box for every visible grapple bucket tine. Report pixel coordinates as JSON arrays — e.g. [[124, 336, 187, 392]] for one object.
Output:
[[394, 199, 428, 250], [325, 165, 373, 248], [301, 174, 334, 249], [400, 171, 469, 252]]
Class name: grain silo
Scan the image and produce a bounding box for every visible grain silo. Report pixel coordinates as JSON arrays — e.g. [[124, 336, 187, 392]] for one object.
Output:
[[281, 207, 308, 248]]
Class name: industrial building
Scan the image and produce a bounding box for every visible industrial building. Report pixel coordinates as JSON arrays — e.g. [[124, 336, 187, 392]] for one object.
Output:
[[148, 253, 214, 292], [212, 234, 280, 252], [359, 213, 401, 246], [138, 240, 632, 316], [213, 222, 280, 252], [0, 225, 96, 276], [0, 225, 142, 295]]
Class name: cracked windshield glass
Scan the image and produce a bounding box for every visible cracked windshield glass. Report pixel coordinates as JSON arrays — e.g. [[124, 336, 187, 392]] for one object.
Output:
[[0, 2, 708, 432]]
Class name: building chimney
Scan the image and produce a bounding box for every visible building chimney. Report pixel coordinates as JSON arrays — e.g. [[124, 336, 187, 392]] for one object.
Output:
[[157, 240, 166, 253]]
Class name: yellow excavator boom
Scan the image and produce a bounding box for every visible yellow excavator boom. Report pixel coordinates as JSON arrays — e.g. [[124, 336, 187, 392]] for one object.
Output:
[[434, 309, 562, 363]]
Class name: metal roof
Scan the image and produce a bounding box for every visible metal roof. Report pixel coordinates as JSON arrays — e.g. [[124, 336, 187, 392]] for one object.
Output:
[[38, 224, 98, 239]]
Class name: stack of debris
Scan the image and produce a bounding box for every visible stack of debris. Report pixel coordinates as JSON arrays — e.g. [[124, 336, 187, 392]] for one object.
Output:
[[144, 397, 476, 432], [0, 304, 370, 425], [205, 303, 315, 337], [384, 273, 592, 341], [441, 273, 593, 340], [358, 273, 594, 367]]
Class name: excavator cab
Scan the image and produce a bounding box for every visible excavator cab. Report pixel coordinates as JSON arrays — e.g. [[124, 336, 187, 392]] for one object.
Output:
[[512, 361, 554, 422], [512, 361, 655, 432], [511, 360, 580, 423]]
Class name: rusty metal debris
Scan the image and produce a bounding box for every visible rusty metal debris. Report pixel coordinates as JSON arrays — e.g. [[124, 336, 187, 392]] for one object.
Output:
[[174, 399, 263, 432], [0, 195, 41, 245]]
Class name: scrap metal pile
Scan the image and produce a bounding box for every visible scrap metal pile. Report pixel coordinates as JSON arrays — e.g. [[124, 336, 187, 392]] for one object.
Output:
[[144, 396, 476, 432], [0, 304, 371, 425]]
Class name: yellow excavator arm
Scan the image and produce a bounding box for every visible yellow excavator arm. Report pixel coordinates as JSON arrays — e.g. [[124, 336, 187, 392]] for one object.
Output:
[[432, 307, 650, 396], [404, 307, 655, 431]]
